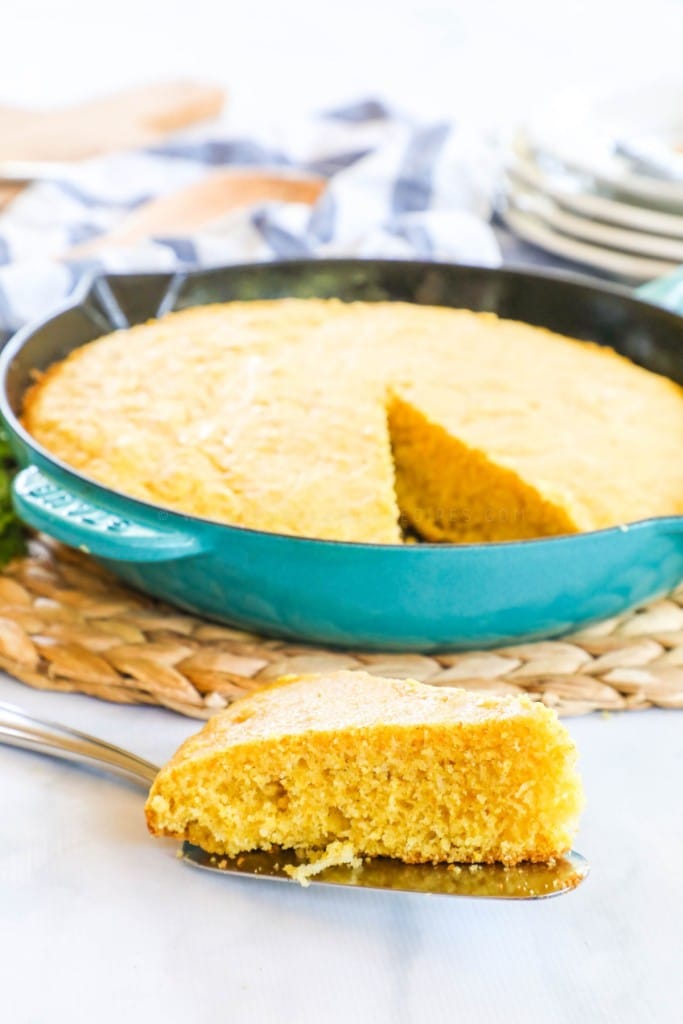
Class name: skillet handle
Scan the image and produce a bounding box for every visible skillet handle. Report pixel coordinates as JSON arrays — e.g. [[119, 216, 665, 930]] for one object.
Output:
[[636, 266, 683, 311], [12, 466, 204, 563]]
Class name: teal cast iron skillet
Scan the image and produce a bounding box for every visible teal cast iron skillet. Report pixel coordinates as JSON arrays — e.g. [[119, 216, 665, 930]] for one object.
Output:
[[1, 259, 683, 652]]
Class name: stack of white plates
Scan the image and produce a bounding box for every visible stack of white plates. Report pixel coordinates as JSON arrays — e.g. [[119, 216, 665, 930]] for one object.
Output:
[[501, 82, 683, 283]]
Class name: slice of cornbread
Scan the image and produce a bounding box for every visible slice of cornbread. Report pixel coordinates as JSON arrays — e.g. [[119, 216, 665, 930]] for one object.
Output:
[[389, 393, 578, 542], [145, 670, 583, 866]]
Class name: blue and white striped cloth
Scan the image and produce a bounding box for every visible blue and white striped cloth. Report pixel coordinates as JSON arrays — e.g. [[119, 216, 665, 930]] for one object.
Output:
[[0, 99, 501, 342]]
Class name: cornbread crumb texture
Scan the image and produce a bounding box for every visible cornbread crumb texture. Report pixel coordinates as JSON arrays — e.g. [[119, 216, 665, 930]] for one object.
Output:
[[145, 670, 584, 866], [283, 840, 362, 886], [24, 299, 683, 542]]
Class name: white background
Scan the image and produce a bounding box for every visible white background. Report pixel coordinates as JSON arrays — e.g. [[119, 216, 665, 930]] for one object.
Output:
[[3, 0, 683, 125], [2, 3, 683, 1022]]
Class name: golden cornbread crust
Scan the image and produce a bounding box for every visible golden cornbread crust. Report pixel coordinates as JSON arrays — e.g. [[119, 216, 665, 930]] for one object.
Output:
[[23, 298, 683, 542], [145, 671, 584, 866]]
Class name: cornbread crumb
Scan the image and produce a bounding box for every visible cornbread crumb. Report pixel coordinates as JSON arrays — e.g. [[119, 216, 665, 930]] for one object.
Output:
[[284, 841, 362, 886], [145, 670, 584, 867]]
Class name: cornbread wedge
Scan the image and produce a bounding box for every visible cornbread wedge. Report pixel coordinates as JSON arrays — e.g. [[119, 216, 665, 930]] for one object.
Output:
[[23, 299, 683, 543], [145, 671, 583, 866]]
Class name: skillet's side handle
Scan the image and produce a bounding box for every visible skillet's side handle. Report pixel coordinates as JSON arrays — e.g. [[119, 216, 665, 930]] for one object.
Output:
[[636, 266, 683, 311], [13, 466, 204, 563]]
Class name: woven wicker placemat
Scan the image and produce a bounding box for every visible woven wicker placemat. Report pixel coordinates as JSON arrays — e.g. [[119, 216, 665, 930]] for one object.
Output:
[[1, 534, 682, 718]]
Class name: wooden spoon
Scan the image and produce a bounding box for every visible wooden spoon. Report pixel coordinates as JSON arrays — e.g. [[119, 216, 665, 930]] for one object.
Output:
[[0, 81, 226, 211], [65, 169, 326, 259]]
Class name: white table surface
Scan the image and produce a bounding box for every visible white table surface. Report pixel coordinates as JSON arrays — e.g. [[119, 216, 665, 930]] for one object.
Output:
[[2, 1, 683, 1019], [1, 673, 681, 1024]]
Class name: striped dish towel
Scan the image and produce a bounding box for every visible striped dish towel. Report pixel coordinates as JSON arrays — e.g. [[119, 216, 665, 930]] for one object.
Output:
[[0, 99, 501, 342]]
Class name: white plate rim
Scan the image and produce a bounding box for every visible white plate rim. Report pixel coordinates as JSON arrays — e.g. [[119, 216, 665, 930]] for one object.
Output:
[[521, 80, 683, 210], [500, 205, 678, 283], [505, 183, 683, 262], [508, 152, 683, 238]]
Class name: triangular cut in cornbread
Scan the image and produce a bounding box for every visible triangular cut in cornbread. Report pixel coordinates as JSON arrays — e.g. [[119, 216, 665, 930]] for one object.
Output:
[[388, 393, 578, 542], [145, 671, 583, 866]]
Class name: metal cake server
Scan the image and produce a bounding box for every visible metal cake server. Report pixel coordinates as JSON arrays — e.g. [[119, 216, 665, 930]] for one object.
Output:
[[0, 700, 588, 899]]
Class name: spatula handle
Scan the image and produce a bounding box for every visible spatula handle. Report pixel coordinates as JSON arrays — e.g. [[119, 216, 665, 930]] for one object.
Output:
[[0, 700, 158, 787]]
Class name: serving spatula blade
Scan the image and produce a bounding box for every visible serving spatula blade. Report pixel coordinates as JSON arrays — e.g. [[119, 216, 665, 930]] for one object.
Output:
[[181, 843, 588, 899]]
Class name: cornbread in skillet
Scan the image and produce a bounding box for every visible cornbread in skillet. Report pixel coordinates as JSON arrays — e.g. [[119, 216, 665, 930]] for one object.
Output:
[[145, 670, 583, 865], [23, 298, 683, 542]]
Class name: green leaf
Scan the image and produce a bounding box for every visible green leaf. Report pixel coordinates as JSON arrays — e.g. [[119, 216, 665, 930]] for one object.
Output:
[[0, 421, 26, 567]]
